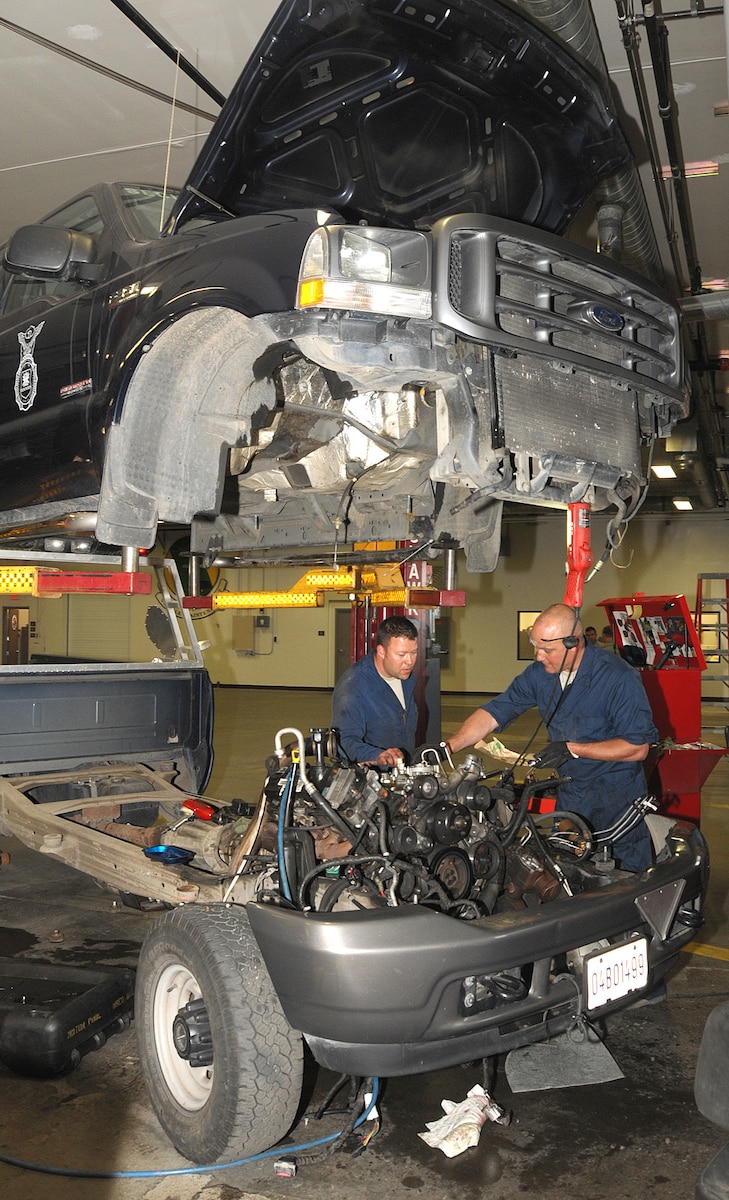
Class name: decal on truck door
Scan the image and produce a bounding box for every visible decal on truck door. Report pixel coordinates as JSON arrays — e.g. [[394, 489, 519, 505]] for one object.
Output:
[[14, 321, 45, 411]]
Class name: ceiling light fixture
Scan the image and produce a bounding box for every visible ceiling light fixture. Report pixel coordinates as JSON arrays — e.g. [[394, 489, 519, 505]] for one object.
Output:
[[652, 464, 677, 479], [66, 25, 102, 41], [661, 161, 719, 178], [672, 498, 694, 511]]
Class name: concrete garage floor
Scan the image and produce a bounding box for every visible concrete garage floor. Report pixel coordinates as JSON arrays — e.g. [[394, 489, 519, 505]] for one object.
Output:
[[1, 688, 729, 1200]]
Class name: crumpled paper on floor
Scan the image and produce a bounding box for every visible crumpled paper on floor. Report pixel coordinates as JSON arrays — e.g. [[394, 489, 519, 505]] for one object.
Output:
[[418, 1084, 510, 1157]]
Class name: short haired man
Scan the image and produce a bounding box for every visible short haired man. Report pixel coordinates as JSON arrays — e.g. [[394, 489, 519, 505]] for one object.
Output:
[[446, 604, 658, 871], [332, 616, 419, 767], [585, 625, 598, 644]]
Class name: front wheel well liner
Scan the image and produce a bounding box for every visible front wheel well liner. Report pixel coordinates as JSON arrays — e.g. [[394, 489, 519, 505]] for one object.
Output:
[[96, 307, 280, 548]]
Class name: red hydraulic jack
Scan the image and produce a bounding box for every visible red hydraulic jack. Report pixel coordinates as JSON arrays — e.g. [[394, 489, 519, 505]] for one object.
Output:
[[563, 501, 593, 610]]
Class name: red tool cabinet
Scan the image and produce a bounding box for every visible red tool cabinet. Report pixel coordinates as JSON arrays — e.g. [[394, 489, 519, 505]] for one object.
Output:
[[599, 593, 726, 824]]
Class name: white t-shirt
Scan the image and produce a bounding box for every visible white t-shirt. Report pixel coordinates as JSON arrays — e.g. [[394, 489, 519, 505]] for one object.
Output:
[[384, 676, 406, 708]]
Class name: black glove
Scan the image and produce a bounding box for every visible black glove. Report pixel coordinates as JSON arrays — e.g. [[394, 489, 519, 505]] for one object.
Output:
[[531, 741, 572, 770], [413, 743, 447, 764]]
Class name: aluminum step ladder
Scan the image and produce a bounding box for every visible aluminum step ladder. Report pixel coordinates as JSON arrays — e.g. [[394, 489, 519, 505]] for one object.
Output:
[[694, 574, 729, 745]]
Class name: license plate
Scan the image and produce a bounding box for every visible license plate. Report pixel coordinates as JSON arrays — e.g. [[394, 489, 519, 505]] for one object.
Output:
[[584, 938, 648, 1010]]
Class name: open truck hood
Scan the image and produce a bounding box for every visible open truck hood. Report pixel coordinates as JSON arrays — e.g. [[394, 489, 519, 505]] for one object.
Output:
[[169, 0, 629, 235]]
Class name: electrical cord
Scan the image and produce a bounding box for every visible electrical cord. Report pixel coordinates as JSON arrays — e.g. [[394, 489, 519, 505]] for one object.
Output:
[[501, 605, 581, 784], [331, 453, 397, 563], [0, 1078, 381, 1180], [291, 1076, 377, 1165], [588, 430, 657, 583], [594, 796, 655, 847]]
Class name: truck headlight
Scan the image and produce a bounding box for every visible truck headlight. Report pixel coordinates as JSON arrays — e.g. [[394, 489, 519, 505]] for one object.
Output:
[[340, 230, 391, 282], [297, 226, 432, 319]]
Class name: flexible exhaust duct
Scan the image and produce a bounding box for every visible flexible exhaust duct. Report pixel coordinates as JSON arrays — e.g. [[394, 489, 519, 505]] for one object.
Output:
[[515, 0, 664, 282]]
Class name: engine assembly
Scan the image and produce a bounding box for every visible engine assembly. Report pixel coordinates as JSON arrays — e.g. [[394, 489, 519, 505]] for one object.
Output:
[[215, 726, 652, 916]]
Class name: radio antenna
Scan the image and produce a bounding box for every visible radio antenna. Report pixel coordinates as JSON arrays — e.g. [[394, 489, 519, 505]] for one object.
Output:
[[160, 49, 181, 233]]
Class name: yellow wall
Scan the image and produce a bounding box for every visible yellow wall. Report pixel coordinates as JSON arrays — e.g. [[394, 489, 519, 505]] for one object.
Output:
[[186, 566, 345, 687], [440, 510, 728, 694]]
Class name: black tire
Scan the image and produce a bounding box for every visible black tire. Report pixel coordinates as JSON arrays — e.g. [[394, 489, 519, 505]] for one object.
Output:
[[135, 903, 303, 1164]]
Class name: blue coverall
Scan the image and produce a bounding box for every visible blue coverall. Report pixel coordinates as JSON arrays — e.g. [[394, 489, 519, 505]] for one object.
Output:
[[332, 651, 419, 763], [484, 640, 659, 871]]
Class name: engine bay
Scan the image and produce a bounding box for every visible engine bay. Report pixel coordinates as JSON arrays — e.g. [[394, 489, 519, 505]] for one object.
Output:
[[2, 725, 659, 915], [240, 728, 658, 915]]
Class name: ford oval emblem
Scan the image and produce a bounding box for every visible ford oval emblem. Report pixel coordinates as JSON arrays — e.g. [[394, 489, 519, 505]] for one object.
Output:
[[588, 303, 624, 332]]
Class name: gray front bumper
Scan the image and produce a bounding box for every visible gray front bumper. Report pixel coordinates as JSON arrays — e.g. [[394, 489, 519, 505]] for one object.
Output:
[[247, 823, 706, 1075]]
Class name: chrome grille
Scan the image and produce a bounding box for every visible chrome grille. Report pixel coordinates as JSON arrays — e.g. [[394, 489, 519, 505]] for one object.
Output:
[[438, 217, 683, 399]]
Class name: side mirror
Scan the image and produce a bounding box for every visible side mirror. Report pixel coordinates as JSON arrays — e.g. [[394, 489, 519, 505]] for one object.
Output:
[[3, 225, 103, 283]]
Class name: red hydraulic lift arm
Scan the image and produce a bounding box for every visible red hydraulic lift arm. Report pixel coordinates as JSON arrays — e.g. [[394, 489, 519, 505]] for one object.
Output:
[[563, 502, 593, 611]]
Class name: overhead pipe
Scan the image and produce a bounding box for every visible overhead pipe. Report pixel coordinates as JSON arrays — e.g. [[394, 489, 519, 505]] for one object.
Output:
[[681, 346, 729, 506], [634, 2, 727, 508], [513, 0, 605, 65], [690, 453, 720, 510], [639, 0, 702, 295], [0, 16, 216, 123], [613, 0, 686, 287], [593, 167, 663, 282]]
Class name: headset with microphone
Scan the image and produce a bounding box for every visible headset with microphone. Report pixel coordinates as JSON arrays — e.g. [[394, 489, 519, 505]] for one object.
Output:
[[562, 604, 582, 649]]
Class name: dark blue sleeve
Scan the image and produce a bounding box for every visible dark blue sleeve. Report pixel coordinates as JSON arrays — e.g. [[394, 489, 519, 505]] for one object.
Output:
[[332, 666, 383, 761], [482, 663, 542, 732], [592, 663, 658, 746]]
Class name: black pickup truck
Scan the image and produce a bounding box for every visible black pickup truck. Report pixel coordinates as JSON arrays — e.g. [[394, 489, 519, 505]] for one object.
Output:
[[0, 0, 687, 569]]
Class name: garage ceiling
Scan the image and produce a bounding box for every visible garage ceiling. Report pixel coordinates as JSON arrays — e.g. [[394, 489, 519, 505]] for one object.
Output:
[[0, 0, 727, 516], [0, 0, 276, 234]]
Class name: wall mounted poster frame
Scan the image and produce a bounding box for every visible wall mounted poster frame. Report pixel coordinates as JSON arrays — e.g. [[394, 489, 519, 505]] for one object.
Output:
[[517, 611, 541, 660]]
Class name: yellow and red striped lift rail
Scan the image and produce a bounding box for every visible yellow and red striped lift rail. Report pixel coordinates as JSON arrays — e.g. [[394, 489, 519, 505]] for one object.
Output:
[[0, 566, 151, 597]]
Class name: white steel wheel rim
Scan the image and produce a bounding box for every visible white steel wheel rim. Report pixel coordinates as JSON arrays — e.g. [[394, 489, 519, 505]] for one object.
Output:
[[153, 962, 213, 1111]]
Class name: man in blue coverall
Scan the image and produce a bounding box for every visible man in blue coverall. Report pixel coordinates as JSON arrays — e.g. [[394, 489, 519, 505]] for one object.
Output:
[[446, 603, 658, 872], [332, 616, 420, 767]]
